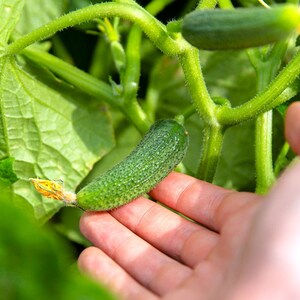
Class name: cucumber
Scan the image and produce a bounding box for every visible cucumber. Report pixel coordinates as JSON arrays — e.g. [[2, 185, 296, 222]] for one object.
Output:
[[182, 5, 300, 50], [75, 119, 189, 211]]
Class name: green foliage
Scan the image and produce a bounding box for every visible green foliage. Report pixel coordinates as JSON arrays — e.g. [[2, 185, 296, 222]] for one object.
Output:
[[0, 55, 114, 222], [1, 0, 300, 296], [0, 0, 114, 222], [0, 0, 23, 47], [15, 0, 68, 35], [0, 157, 18, 184], [0, 196, 115, 300]]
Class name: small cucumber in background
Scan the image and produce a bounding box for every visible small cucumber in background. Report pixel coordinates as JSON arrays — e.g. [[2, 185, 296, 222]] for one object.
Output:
[[31, 120, 188, 211], [182, 4, 300, 50], [76, 119, 188, 210]]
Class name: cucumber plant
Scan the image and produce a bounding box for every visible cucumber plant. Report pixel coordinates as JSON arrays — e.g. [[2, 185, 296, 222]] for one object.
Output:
[[2, 0, 300, 215], [6, 1, 300, 297]]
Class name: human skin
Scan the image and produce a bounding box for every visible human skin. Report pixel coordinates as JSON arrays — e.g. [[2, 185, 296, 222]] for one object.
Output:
[[78, 102, 300, 300]]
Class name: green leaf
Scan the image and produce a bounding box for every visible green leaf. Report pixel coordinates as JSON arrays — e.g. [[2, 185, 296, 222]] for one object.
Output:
[[0, 157, 18, 184], [145, 56, 191, 120], [66, 0, 106, 11], [54, 207, 91, 247], [0, 56, 114, 222], [0, 0, 24, 48], [214, 121, 256, 191], [0, 198, 116, 299], [15, 0, 68, 35], [201, 50, 256, 106]]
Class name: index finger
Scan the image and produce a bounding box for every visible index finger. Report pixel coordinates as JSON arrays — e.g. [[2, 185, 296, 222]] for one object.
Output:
[[149, 172, 260, 231]]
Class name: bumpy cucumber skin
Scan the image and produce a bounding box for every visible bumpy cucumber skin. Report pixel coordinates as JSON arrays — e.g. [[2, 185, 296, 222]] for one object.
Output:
[[76, 119, 189, 211], [182, 5, 300, 50]]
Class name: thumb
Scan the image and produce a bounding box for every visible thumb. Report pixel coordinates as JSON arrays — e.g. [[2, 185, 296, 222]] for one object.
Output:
[[285, 102, 300, 155]]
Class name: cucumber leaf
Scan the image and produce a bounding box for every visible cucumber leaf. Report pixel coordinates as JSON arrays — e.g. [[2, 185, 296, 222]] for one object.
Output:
[[0, 0, 24, 48], [214, 121, 256, 191], [200, 50, 256, 105], [0, 157, 18, 184], [0, 56, 114, 222], [15, 0, 68, 35]]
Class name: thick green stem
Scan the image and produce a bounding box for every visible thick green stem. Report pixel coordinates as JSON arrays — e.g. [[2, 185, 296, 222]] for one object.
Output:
[[122, 25, 141, 104], [144, 85, 159, 123], [217, 50, 300, 125], [121, 25, 151, 133], [145, 0, 175, 15], [252, 44, 287, 193], [179, 105, 196, 120], [274, 142, 290, 177], [179, 45, 221, 180], [4, 2, 186, 57], [22, 47, 117, 105], [179, 48, 217, 123], [255, 111, 275, 194], [196, 125, 224, 182], [88, 37, 112, 79], [23, 47, 150, 133], [51, 35, 74, 65], [197, 0, 218, 9], [218, 0, 234, 9], [121, 101, 151, 134]]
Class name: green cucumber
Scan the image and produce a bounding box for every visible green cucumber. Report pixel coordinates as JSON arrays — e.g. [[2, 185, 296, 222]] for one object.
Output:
[[75, 119, 189, 211], [182, 5, 300, 50]]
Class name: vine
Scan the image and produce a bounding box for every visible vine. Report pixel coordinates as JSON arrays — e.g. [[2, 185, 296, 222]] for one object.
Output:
[[5, 0, 300, 190]]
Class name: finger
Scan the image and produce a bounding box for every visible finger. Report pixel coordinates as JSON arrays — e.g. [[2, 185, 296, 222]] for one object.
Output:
[[80, 212, 193, 296], [78, 247, 157, 300], [150, 172, 260, 231], [252, 161, 300, 248], [285, 101, 300, 155], [232, 162, 300, 291], [110, 197, 219, 267]]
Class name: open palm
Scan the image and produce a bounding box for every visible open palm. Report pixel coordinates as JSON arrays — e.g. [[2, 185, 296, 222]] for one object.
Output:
[[78, 103, 300, 300]]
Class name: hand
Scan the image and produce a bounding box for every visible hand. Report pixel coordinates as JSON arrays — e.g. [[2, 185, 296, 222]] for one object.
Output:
[[78, 102, 300, 300]]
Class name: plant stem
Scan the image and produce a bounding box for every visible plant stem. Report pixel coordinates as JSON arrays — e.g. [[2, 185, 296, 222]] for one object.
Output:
[[252, 43, 287, 193], [179, 48, 216, 123], [113, 0, 176, 127], [179, 45, 222, 181], [217, 50, 300, 125], [122, 25, 141, 104], [145, 0, 175, 15], [51, 35, 74, 65], [120, 101, 151, 133], [121, 25, 151, 133], [196, 0, 218, 9], [255, 71, 275, 194], [4, 2, 186, 57], [217, 0, 234, 9], [274, 142, 290, 177], [22, 47, 117, 105], [179, 105, 196, 120], [196, 125, 224, 182], [255, 111, 275, 193], [23, 47, 150, 133], [144, 84, 159, 123], [88, 37, 112, 79]]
